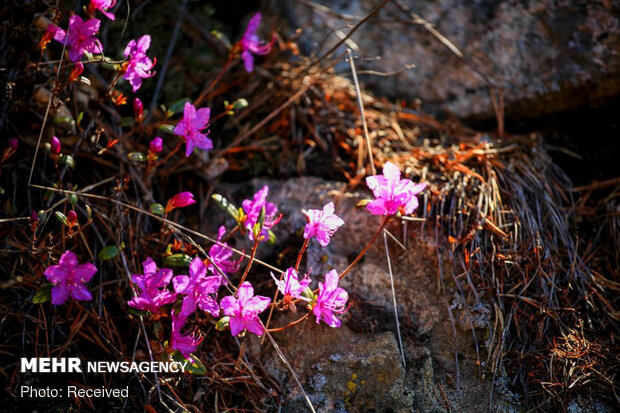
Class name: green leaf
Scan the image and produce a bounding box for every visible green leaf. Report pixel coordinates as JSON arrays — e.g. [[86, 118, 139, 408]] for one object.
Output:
[[127, 307, 150, 317], [57, 154, 75, 169], [172, 351, 207, 375], [54, 211, 68, 226], [127, 152, 146, 162], [97, 245, 119, 261], [76, 111, 84, 127], [211, 194, 241, 221], [167, 98, 190, 116], [150, 203, 165, 216], [164, 254, 193, 267], [267, 229, 277, 244], [33, 284, 52, 304], [158, 123, 175, 134]]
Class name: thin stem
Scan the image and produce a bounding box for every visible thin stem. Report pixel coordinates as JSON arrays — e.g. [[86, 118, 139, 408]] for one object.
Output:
[[295, 238, 310, 272], [157, 140, 183, 166], [238, 239, 259, 287], [267, 312, 310, 333], [339, 216, 389, 280], [194, 54, 234, 106]]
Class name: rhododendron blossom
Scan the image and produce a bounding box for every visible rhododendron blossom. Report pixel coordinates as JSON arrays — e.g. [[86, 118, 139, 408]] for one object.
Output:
[[313, 269, 348, 328], [170, 311, 202, 360], [220, 282, 270, 336], [365, 161, 426, 216], [123, 35, 156, 92], [207, 226, 240, 280], [240, 12, 275, 72], [165, 191, 196, 213], [173, 102, 213, 157], [173, 257, 221, 317], [271, 268, 311, 299], [127, 258, 176, 314], [242, 185, 281, 241], [89, 0, 116, 20], [303, 202, 344, 247], [44, 250, 97, 305], [51, 16, 102, 62]]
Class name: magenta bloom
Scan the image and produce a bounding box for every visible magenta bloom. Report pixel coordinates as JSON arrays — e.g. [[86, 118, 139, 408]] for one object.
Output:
[[173, 102, 213, 157], [127, 258, 176, 314], [242, 185, 282, 241], [365, 161, 426, 216], [165, 191, 196, 213], [271, 268, 311, 299], [90, 0, 116, 20], [303, 202, 344, 247], [220, 282, 270, 336], [50, 136, 61, 155], [170, 311, 202, 360], [123, 35, 156, 92], [207, 226, 240, 280], [149, 137, 163, 153], [313, 270, 348, 328], [133, 97, 144, 120], [173, 257, 221, 317], [240, 12, 275, 72], [44, 250, 97, 305], [51, 16, 102, 63]]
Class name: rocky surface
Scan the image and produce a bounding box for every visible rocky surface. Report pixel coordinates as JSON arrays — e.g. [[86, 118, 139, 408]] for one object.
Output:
[[278, 0, 620, 122], [212, 177, 521, 412]]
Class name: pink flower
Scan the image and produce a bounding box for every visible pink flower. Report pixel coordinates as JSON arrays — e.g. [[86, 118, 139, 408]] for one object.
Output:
[[173, 102, 213, 157], [240, 12, 275, 72], [89, 0, 117, 20], [220, 282, 270, 336], [302, 202, 344, 247], [242, 185, 282, 241], [149, 137, 163, 153], [313, 269, 348, 328], [44, 250, 97, 305], [170, 311, 202, 360], [165, 192, 196, 214], [50, 136, 61, 155], [123, 35, 156, 92], [8, 138, 18, 150], [52, 16, 102, 63], [127, 258, 176, 314], [365, 161, 426, 216], [271, 268, 311, 299], [173, 257, 221, 317], [207, 226, 240, 280]]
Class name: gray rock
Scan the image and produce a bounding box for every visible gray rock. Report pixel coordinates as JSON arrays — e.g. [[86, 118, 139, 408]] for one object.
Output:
[[278, 0, 620, 122]]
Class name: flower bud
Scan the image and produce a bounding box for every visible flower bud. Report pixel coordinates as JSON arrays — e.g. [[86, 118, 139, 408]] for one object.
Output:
[[165, 192, 196, 213], [30, 210, 39, 223], [149, 137, 163, 153], [9, 138, 18, 151], [66, 210, 78, 227], [68, 62, 84, 82], [50, 136, 61, 155], [133, 98, 144, 121]]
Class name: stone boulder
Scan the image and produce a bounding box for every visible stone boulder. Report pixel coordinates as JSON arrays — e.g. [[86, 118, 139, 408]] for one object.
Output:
[[278, 0, 620, 122]]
